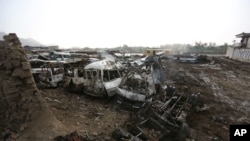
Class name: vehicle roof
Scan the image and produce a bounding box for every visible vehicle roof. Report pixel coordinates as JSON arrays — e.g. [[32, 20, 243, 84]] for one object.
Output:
[[51, 51, 71, 55], [84, 60, 118, 70]]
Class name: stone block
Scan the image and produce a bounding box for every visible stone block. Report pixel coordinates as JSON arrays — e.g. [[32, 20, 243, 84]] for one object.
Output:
[[5, 94, 20, 103], [0, 41, 4, 48], [22, 88, 37, 97], [10, 78, 23, 85], [4, 47, 11, 54], [14, 40, 21, 45], [4, 33, 18, 42], [20, 70, 33, 79], [25, 78, 34, 84], [4, 61, 13, 70], [2, 79, 22, 94], [11, 60, 21, 67], [17, 48, 26, 55], [22, 62, 30, 70], [3, 86, 19, 95], [9, 52, 21, 60], [12, 68, 24, 77]]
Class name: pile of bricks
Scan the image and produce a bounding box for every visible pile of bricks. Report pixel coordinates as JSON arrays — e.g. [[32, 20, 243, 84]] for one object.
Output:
[[0, 33, 45, 135]]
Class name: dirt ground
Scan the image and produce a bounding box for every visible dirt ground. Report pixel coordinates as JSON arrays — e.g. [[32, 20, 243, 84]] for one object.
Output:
[[40, 56, 250, 141]]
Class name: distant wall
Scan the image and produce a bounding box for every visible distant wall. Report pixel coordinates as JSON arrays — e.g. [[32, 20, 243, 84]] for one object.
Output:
[[143, 50, 155, 56], [226, 47, 234, 58], [247, 38, 250, 48], [226, 47, 250, 61], [143, 49, 173, 56]]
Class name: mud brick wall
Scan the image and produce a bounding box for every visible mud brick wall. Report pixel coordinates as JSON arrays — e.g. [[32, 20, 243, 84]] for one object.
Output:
[[0, 33, 46, 134]]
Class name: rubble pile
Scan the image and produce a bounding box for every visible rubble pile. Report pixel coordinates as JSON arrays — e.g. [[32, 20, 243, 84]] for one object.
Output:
[[115, 91, 196, 141], [0, 33, 39, 133], [0, 33, 66, 141]]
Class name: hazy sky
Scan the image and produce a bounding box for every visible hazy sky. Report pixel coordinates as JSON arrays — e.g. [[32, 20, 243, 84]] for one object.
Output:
[[0, 0, 249, 48]]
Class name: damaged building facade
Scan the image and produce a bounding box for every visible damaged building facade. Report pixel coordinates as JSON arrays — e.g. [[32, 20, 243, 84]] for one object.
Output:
[[226, 32, 250, 61]]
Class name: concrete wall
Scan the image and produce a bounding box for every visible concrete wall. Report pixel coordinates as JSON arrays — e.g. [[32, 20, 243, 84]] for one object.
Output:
[[143, 50, 155, 56], [143, 49, 173, 56], [226, 47, 250, 61], [247, 38, 250, 48], [226, 47, 234, 58]]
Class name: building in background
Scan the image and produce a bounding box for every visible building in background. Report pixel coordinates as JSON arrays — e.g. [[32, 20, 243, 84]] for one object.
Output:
[[226, 32, 250, 62], [24, 45, 59, 52], [143, 49, 173, 56]]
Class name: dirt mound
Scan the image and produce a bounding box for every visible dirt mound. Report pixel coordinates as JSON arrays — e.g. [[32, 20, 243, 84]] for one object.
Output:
[[0, 33, 66, 141]]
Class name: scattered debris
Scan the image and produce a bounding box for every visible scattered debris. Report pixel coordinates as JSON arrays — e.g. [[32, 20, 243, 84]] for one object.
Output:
[[173, 54, 209, 63], [1, 33, 250, 141]]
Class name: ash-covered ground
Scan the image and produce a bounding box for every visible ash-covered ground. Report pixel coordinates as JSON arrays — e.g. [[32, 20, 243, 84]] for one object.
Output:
[[40, 57, 250, 141]]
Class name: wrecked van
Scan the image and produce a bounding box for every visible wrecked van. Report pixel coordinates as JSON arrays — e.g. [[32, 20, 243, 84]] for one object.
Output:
[[82, 60, 122, 97], [117, 71, 155, 102], [116, 71, 155, 109], [116, 59, 166, 109], [38, 66, 64, 88], [64, 68, 85, 91], [30, 60, 64, 88]]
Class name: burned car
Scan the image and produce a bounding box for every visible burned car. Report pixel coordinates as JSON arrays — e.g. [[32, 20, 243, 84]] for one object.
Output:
[[64, 67, 85, 91], [116, 70, 155, 109], [30, 59, 65, 88], [63, 59, 122, 96], [116, 56, 166, 109], [82, 60, 122, 97], [63, 59, 90, 91], [36, 63, 64, 88]]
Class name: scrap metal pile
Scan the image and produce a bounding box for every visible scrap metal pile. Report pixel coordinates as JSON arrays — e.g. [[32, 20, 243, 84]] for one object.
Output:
[[112, 56, 200, 141], [113, 91, 200, 141]]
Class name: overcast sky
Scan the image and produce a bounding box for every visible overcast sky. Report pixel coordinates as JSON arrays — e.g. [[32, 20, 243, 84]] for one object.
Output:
[[0, 0, 249, 48]]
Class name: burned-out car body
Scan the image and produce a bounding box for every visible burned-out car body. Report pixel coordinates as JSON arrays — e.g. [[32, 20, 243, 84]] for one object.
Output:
[[116, 70, 155, 109], [63, 59, 122, 96], [118, 91, 197, 141], [64, 60, 121, 97], [116, 56, 166, 109], [82, 60, 122, 97], [117, 71, 155, 102], [36, 64, 64, 88], [29, 59, 65, 88], [64, 68, 85, 91]]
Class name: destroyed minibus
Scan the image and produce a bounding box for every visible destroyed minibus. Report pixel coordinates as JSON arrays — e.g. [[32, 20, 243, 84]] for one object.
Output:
[[64, 60, 122, 97], [37, 63, 64, 88], [83, 60, 122, 97], [116, 57, 166, 109], [64, 67, 85, 91], [116, 71, 155, 105], [30, 59, 64, 88]]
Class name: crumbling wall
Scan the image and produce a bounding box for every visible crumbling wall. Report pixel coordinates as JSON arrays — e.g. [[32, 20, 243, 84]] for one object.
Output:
[[0, 33, 66, 141]]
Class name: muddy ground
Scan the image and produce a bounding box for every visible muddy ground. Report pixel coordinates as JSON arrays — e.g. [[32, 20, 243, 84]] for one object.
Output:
[[39, 56, 250, 141]]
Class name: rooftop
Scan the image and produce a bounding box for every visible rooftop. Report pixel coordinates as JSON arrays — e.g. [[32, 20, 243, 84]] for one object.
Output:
[[235, 32, 250, 38]]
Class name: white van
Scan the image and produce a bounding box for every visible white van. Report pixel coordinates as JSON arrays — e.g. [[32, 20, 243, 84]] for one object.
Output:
[[82, 60, 122, 97], [38, 67, 64, 88]]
